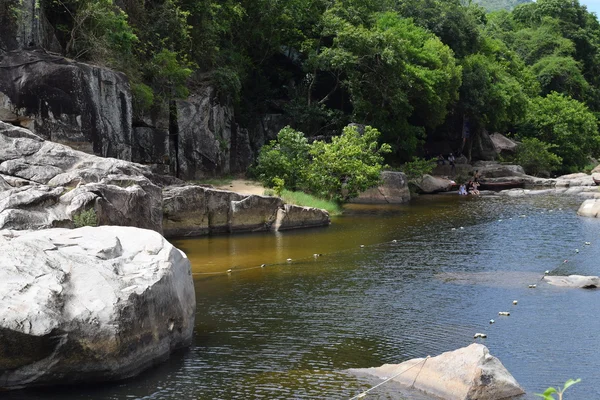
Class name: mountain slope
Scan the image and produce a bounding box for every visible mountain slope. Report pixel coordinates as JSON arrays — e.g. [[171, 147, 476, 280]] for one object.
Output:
[[473, 0, 532, 12]]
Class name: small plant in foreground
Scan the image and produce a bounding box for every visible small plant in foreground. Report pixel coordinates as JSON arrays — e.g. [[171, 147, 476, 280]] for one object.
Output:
[[73, 208, 98, 228], [536, 378, 581, 400]]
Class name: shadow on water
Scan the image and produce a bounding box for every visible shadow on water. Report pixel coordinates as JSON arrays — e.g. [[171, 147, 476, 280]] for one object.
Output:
[[7, 194, 600, 399]]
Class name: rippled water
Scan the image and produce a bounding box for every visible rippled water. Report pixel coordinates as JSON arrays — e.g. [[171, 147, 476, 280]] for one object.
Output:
[[8, 194, 600, 400]]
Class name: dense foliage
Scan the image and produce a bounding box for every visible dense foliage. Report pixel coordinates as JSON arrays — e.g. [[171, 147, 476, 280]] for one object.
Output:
[[254, 125, 391, 202], [33, 0, 600, 173]]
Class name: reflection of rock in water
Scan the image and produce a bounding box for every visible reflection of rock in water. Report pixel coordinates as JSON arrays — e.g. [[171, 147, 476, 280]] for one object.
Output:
[[435, 271, 544, 288]]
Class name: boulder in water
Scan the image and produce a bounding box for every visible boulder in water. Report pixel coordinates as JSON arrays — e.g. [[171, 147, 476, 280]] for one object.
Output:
[[349, 343, 524, 400], [545, 275, 600, 289], [0, 226, 195, 390]]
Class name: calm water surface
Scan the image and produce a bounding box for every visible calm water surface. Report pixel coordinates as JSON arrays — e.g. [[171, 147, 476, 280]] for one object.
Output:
[[9, 194, 600, 399]]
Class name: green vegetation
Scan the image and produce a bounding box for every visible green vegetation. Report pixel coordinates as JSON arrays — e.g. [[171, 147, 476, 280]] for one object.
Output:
[[474, 0, 532, 12], [73, 208, 98, 228], [401, 157, 436, 183], [536, 378, 581, 400], [254, 125, 390, 203], [34, 0, 600, 174], [278, 190, 342, 215], [511, 137, 562, 176]]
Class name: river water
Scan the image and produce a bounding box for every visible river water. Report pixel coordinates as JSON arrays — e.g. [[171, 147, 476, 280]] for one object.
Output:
[[8, 194, 600, 399]]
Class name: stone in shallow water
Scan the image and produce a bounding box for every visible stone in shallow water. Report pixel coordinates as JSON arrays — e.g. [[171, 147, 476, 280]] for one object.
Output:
[[0, 226, 195, 390], [545, 275, 600, 289], [349, 344, 524, 400]]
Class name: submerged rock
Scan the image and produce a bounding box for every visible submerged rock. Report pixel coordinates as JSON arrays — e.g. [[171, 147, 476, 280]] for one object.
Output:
[[349, 343, 524, 400], [545, 275, 600, 289], [0, 226, 195, 390]]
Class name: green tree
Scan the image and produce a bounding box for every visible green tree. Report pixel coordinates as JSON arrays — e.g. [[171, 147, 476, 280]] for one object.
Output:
[[520, 92, 600, 172], [512, 137, 562, 175], [44, 0, 138, 66], [302, 125, 391, 202], [252, 126, 311, 190], [313, 10, 461, 158]]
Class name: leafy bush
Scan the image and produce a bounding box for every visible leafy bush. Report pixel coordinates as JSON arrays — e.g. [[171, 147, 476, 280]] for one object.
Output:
[[513, 137, 562, 176], [302, 125, 391, 202], [401, 157, 436, 183], [149, 49, 193, 99], [47, 0, 138, 64], [73, 208, 98, 228], [131, 82, 155, 117], [252, 126, 310, 190], [253, 125, 390, 203]]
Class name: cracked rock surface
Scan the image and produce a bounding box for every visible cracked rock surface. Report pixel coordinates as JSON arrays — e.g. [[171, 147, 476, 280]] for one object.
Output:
[[0, 226, 195, 389]]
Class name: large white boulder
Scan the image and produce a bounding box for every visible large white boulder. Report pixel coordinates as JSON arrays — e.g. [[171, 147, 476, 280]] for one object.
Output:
[[350, 344, 524, 400], [0, 226, 195, 389], [545, 275, 600, 288]]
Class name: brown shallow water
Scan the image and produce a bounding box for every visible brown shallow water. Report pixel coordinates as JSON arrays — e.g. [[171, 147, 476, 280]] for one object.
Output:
[[8, 193, 600, 399]]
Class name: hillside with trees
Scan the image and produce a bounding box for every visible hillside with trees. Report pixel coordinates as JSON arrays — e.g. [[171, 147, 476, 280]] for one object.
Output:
[[473, 0, 532, 12], [5, 0, 600, 178]]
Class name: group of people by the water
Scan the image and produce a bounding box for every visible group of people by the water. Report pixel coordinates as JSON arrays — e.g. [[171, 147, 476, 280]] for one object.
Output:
[[458, 170, 481, 196]]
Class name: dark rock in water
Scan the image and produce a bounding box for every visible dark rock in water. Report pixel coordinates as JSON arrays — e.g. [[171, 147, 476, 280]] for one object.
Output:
[[0, 50, 133, 160], [0, 226, 195, 390]]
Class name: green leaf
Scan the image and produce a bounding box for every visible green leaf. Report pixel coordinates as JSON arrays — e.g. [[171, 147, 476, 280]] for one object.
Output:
[[562, 378, 581, 391]]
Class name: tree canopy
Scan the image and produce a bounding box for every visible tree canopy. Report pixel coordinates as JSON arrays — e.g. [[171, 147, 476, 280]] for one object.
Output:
[[32, 0, 600, 173]]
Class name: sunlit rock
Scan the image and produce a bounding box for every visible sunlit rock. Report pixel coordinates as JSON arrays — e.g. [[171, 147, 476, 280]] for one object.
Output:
[[349, 344, 524, 400], [545, 275, 600, 289], [0, 226, 195, 390]]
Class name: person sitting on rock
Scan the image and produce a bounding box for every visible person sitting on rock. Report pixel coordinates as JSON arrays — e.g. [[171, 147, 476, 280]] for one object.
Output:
[[458, 184, 467, 195], [437, 154, 446, 165]]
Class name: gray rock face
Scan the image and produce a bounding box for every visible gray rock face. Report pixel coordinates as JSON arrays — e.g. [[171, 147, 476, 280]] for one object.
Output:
[[0, 226, 195, 390], [414, 174, 454, 194], [350, 344, 524, 400], [0, 0, 61, 52], [555, 173, 594, 187], [163, 185, 330, 237], [0, 122, 162, 233], [352, 171, 411, 204], [474, 162, 525, 178], [275, 204, 332, 231], [176, 87, 233, 179], [0, 50, 133, 160], [490, 133, 518, 155], [545, 275, 600, 288], [471, 130, 498, 161]]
